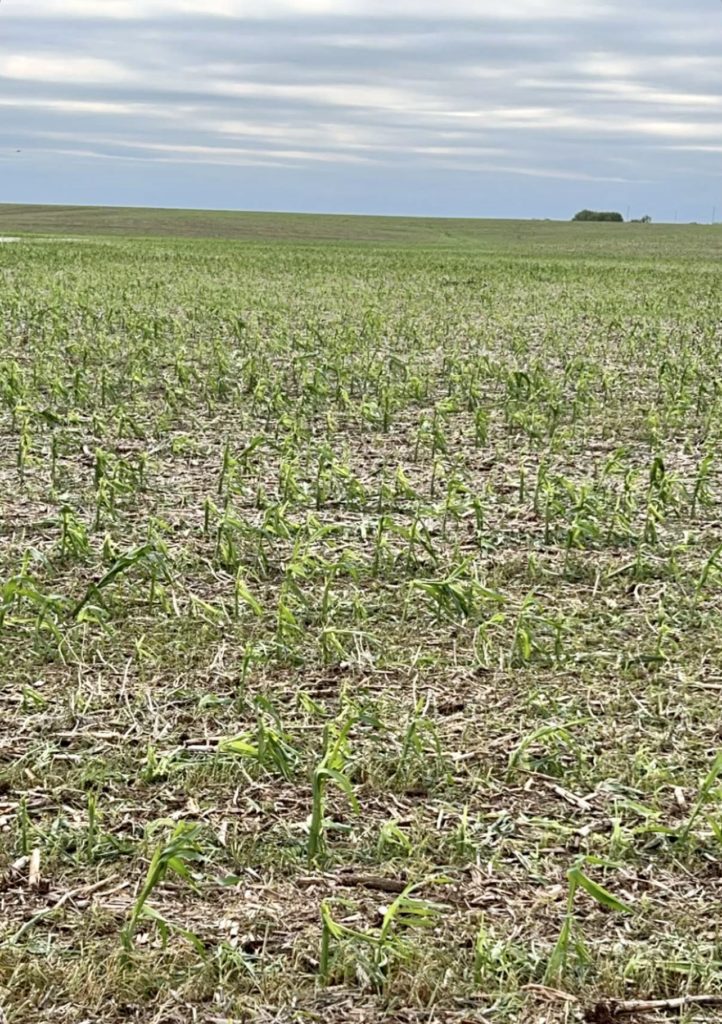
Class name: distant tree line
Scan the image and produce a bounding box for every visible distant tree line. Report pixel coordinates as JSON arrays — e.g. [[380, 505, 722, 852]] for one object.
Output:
[[572, 210, 652, 223], [572, 209, 624, 222]]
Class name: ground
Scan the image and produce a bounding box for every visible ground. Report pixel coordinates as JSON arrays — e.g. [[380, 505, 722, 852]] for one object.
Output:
[[1, 213, 722, 1024]]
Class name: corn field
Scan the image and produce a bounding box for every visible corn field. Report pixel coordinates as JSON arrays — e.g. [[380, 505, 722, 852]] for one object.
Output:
[[2, 222, 722, 1023]]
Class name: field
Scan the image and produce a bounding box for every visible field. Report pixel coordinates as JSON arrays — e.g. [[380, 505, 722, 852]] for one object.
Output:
[[1, 214, 722, 1024]]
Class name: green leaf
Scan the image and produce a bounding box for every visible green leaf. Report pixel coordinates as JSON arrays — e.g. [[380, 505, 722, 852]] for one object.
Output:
[[507, 718, 588, 775], [317, 767, 360, 813], [140, 905, 206, 955], [681, 748, 722, 841], [219, 735, 259, 757], [320, 900, 344, 939], [234, 576, 263, 616], [568, 866, 632, 913], [72, 543, 155, 617]]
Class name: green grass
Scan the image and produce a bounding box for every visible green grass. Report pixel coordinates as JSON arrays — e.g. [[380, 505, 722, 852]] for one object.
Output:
[[1, 218, 722, 1023]]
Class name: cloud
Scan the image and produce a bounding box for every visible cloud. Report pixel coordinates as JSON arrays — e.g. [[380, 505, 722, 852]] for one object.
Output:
[[0, 0, 721, 218], [4, 0, 612, 18], [0, 54, 136, 84]]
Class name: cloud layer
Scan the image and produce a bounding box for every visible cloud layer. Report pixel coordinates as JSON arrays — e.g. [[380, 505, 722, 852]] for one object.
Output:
[[1, 1, 721, 219]]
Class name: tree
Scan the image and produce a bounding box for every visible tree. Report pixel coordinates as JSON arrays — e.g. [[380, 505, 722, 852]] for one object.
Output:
[[572, 210, 624, 222]]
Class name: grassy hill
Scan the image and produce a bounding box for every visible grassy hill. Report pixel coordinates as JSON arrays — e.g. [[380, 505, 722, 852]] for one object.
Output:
[[1, 203, 721, 259]]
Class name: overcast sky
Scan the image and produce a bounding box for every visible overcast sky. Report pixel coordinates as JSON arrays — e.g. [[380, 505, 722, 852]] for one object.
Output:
[[1, 1, 721, 220]]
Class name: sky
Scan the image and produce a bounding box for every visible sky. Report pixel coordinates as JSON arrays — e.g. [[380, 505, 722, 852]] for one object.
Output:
[[1, 0, 721, 220]]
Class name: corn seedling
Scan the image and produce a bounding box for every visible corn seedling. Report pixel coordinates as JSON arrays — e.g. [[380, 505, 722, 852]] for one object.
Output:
[[121, 822, 204, 950], [319, 877, 448, 987], [545, 858, 632, 984], [308, 716, 359, 864]]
